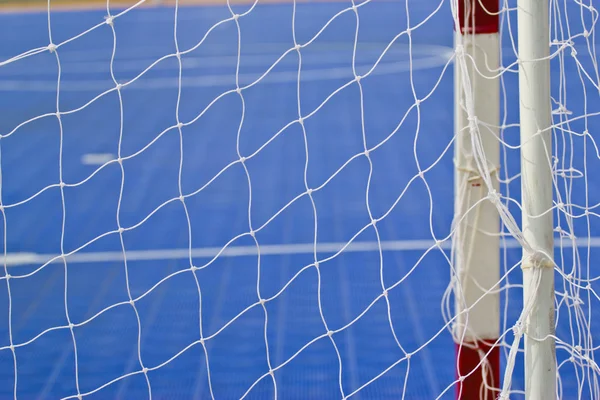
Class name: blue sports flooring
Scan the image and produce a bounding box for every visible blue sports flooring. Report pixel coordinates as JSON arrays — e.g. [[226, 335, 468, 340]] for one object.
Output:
[[0, 0, 599, 398]]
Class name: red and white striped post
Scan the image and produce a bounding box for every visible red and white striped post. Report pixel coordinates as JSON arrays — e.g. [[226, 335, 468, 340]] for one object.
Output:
[[453, 1, 500, 399]]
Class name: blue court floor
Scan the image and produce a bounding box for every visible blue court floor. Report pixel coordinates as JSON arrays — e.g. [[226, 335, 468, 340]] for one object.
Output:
[[0, 0, 599, 398]]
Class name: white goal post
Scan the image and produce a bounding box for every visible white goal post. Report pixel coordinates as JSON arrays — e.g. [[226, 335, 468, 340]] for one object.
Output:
[[516, 0, 557, 398]]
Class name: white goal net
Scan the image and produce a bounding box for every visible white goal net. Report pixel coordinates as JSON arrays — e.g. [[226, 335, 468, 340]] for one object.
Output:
[[0, 0, 598, 399]]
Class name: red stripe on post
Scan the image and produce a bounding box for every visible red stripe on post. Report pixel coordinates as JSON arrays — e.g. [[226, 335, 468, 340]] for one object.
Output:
[[455, 341, 500, 400], [458, 0, 499, 34]]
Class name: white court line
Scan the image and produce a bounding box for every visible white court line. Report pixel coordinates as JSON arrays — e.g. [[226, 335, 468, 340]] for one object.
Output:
[[0, 44, 451, 71], [81, 153, 115, 165], [0, 55, 450, 92], [0, 45, 450, 76], [4, 237, 600, 267]]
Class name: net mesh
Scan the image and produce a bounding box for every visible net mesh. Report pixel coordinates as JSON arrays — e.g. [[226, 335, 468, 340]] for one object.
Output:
[[0, 0, 598, 398]]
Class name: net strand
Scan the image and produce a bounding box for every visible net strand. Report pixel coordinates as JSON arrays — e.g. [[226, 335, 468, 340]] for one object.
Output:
[[105, 2, 153, 398]]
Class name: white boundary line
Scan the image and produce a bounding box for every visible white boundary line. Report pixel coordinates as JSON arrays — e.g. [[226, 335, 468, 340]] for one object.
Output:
[[0, 51, 452, 91], [81, 153, 115, 165], [0, 45, 448, 76], [1, 43, 589, 94], [4, 237, 600, 267]]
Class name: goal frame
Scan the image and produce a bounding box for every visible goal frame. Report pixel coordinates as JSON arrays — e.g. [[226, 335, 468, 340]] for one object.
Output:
[[453, 0, 501, 398], [454, 1, 557, 399], [517, 0, 557, 398]]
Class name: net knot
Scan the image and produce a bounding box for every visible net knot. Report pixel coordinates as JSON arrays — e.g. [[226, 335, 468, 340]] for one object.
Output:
[[47, 43, 57, 53], [104, 15, 114, 26], [513, 321, 524, 337], [488, 189, 501, 204], [522, 252, 554, 269]]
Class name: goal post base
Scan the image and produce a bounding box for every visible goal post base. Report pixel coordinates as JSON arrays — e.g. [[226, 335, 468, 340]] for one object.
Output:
[[455, 340, 500, 400]]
